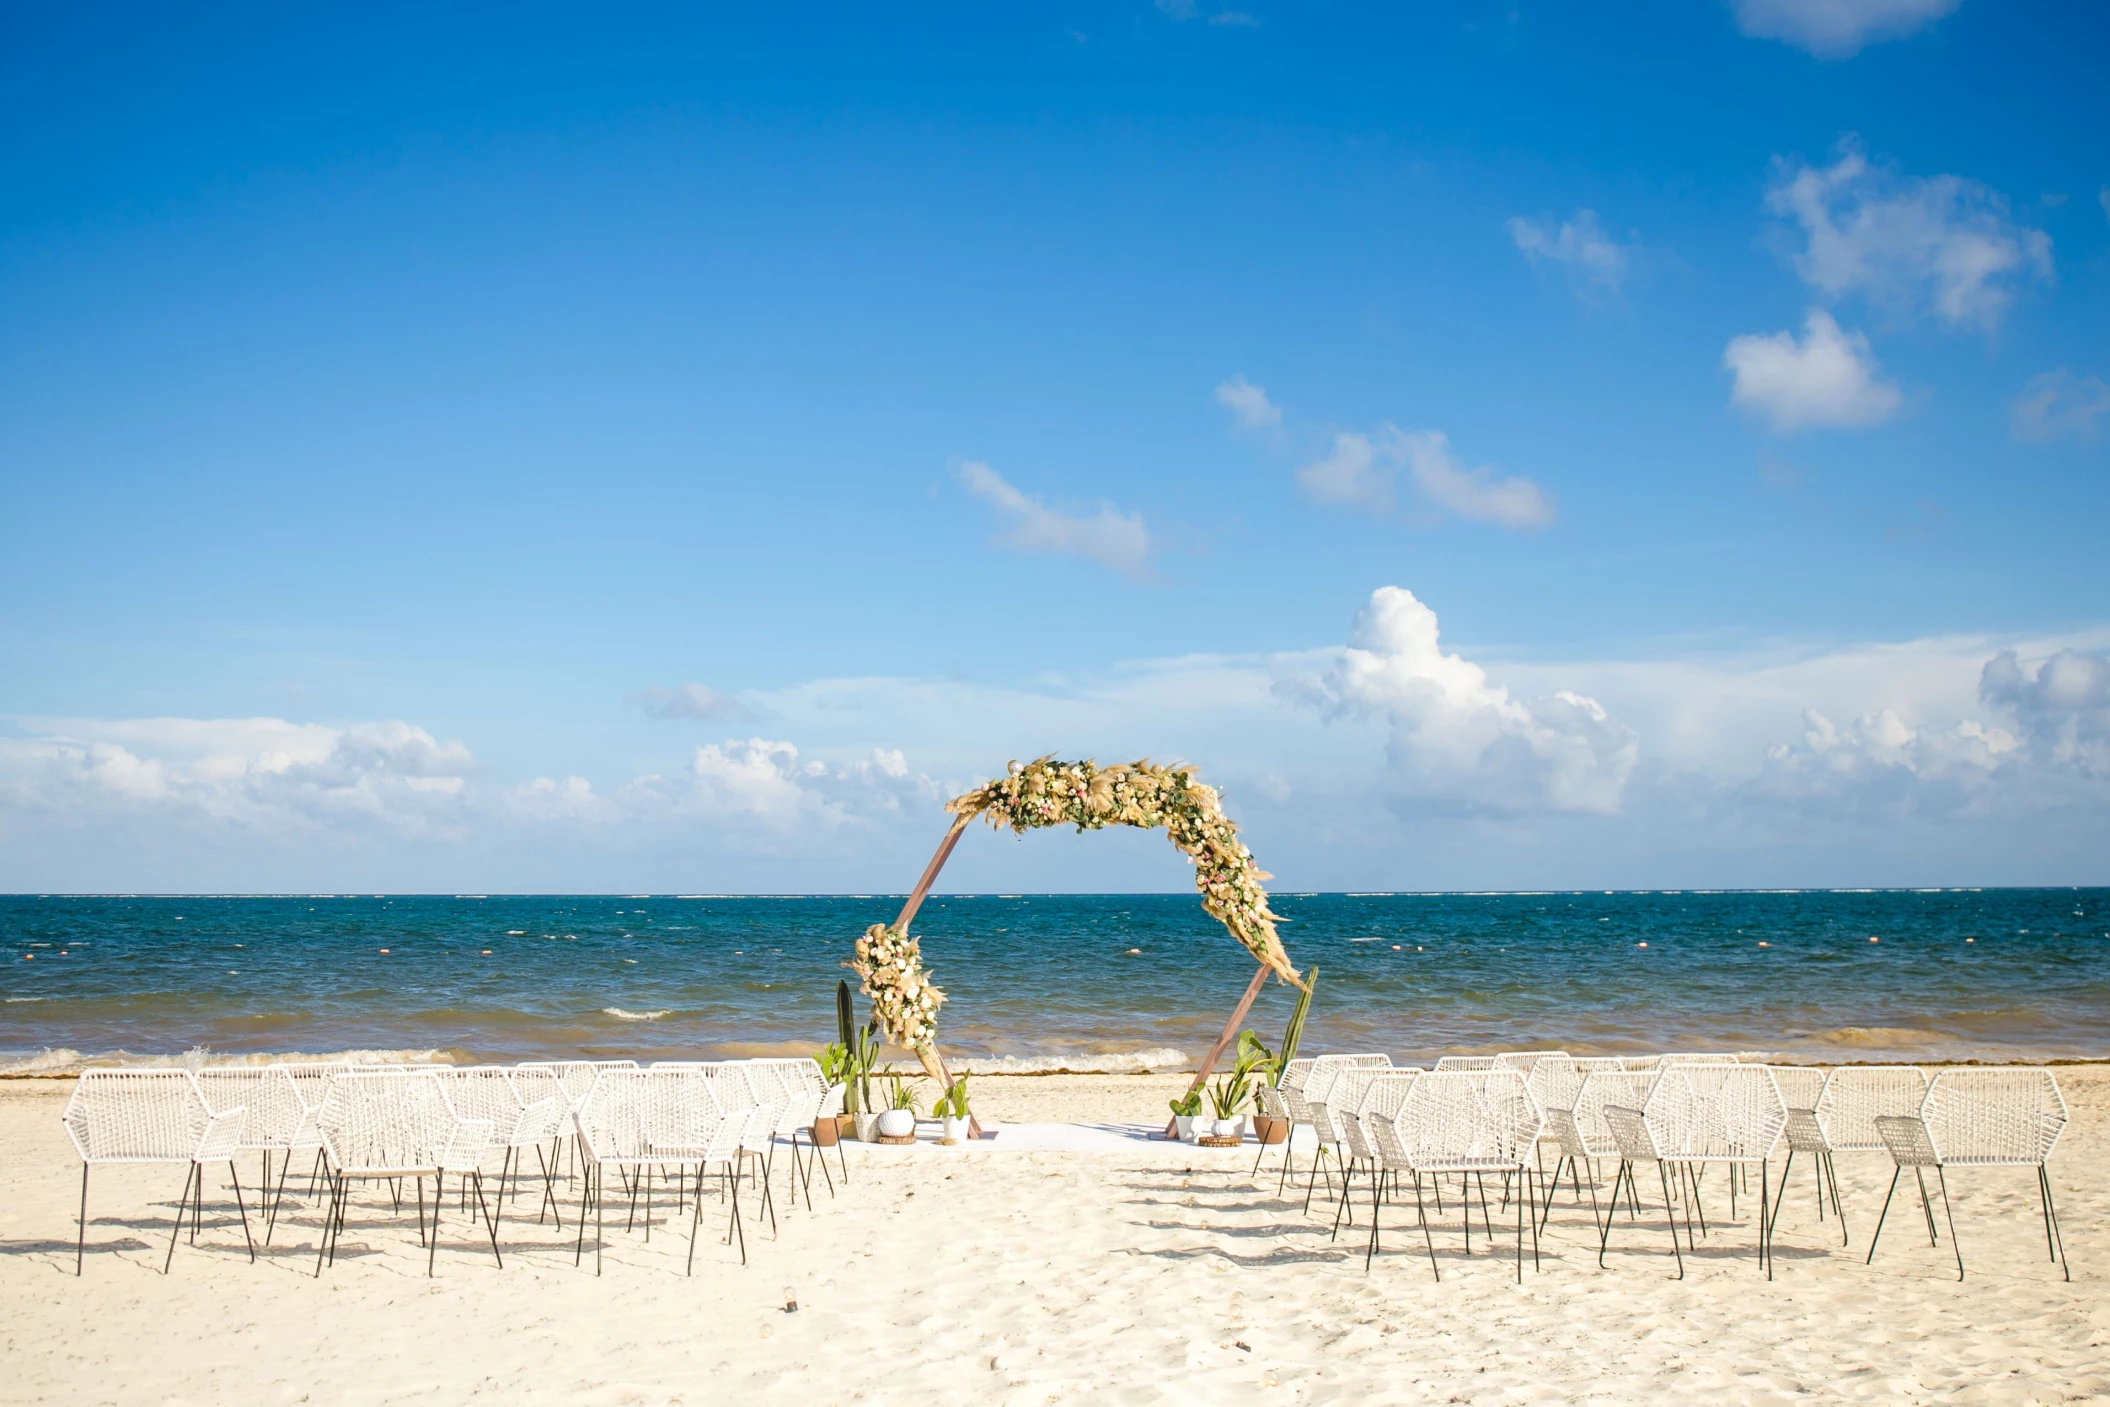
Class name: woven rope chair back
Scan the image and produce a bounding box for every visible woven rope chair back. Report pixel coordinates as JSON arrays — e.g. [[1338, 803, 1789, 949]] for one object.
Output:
[[1921, 1068, 2067, 1167], [754, 1062, 815, 1136], [1618, 1055, 1661, 1071], [1601, 1104, 1659, 1162], [1573, 1069, 1660, 1157], [439, 1067, 527, 1146], [1432, 1055, 1497, 1072], [1394, 1070, 1541, 1172], [1275, 1059, 1319, 1125], [1278, 1057, 1317, 1093], [1524, 1054, 1583, 1116], [1303, 1054, 1390, 1106], [1492, 1051, 1567, 1076], [1767, 1066, 1827, 1113], [1658, 1053, 1743, 1067], [192, 1068, 308, 1151], [575, 1068, 659, 1164], [318, 1069, 464, 1175], [62, 1070, 224, 1164], [1571, 1057, 1625, 1075], [663, 1068, 744, 1165], [1543, 1105, 1589, 1160], [1815, 1066, 1929, 1151], [1361, 1072, 1423, 1169], [1325, 1067, 1386, 1157], [508, 1064, 567, 1114], [1642, 1064, 1784, 1164]]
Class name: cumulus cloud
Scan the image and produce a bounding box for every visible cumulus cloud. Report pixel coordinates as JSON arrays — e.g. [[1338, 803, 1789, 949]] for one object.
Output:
[[1767, 142, 2052, 329], [630, 682, 745, 720], [1730, 0, 1960, 58], [1507, 209, 1630, 294], [1277, 587, 1636, 813], [1215, 374, 1282, 429], [1981, 649, 2110, 777], [1296, 427, 1553, 529], [2010, 372, 2110, 443], [0, 717, 475, 836], [1725, 310, 1902, 432], [616, 739, 939, 830], [955, 461, 1150, 580]]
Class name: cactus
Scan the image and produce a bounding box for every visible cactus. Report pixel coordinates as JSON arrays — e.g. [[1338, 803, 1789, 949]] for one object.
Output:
[[1272, 964, 1318, 1086]]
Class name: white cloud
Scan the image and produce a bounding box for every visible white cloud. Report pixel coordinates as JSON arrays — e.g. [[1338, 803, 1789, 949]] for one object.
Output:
[[629, 682, 752, 721], [2010, 371, 2110, 443], [1730, 0, 1960, 58], [955, 461, 1150, 580], [1767, 142, 2052, 329], [0, 717, 475, 836], [1981, 648, 2110, 778], [1507, 209, 1630, 294], [1296, 427, 1553, 528], [616, 739, 941, 831], [1215, 374, 1282, 429], [1725, 309, 1902, 432], [1276, 587, 1636, 813]]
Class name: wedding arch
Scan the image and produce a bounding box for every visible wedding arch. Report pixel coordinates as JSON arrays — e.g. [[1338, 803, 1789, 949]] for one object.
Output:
[[850, 757, 1304, 1133]]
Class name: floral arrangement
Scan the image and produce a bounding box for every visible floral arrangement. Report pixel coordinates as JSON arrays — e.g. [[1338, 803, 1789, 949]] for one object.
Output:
[[851, 922, 947, 1052], [947, 757, 1301, 988]]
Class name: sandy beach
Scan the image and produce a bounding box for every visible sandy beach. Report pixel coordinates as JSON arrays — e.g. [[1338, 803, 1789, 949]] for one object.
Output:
[[2, 1067, 2104, 1406]]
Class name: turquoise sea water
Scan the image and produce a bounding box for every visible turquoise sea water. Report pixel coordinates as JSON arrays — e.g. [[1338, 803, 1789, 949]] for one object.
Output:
[[3, 891, 2106, 1071]]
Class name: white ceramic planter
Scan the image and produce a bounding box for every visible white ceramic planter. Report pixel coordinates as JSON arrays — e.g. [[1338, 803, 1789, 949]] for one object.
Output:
[[852, 1112, 880, 1142], [876, 1108, 916, 1138], [941, 1115, 970, 1142], [1174, 1115, 1198, 1142], [1215, 1117, 1245, 1139]]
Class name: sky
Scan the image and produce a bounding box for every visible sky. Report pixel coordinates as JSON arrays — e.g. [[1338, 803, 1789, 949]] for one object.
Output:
[[2, 0, 2107, 893]]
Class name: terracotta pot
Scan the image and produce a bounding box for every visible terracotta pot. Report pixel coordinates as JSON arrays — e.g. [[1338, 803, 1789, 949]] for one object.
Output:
[[810, 1118, 839, 1147], [1252, 1115, 1290, 1145]]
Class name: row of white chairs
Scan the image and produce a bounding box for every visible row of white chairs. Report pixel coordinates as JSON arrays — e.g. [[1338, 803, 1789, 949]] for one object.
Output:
[[1253, 1051, 2069, 1284], [59, 1056, 847, 1278]]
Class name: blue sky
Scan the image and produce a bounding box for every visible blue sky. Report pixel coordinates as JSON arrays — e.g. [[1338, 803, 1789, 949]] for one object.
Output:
[[2, 0, 2107, 892]]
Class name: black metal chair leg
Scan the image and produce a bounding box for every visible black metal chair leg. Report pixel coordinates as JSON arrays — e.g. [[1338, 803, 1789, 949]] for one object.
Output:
[[164, 1164, 196, 1274], [1935, 1167, 1963, 1281], [1866, 1167, 1901, 1264], [1912, 1168, 1939, 1246], [228, 1161, 256, 1262], [2038, 1166, 2070, 1282], [428, 1172, 442, 1277], [472, 1171, 502, 1269], [75, 1165, 89, 1276], [1657, 1164, 1684, 1280]]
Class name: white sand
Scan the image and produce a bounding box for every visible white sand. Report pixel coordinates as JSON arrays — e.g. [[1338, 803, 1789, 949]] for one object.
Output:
[[2, 1069, 2106, 1405]]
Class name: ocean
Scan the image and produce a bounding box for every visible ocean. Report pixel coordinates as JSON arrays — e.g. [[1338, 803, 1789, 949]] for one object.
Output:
[[3, 890, 2106, 1073]]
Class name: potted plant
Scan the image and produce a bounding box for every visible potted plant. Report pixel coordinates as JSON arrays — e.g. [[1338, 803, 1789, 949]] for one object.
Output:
[[932, 1074, 973, 1143], [1231, 1031, 1280, 1144], [875, 1072, 921, 1138], [1169, 1089, 1204, 1143], [813, 1041, 850, 1146], [1205, 1073, 1248, 1139], [847, 1023, 882, 1141], [1251, 965, 1318, 1145]]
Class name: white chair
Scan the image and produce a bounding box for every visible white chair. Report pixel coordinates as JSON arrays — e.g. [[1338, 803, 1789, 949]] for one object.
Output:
[[439, 1067, 566, 1237], [1764, 1066, 1846, 1249], [1867, 1068, 2070, 1282], [61, 1070, 252, 1275], [1598, 1102, 1688, 1277], [1382, 1070, 1543, 1282], [1642, 1064, 1786, 1279], [192, 1066, 316, 1243], [700, 1064, 778, 1235], [313, 1068, 500, 1277], [1432, 1055, 1497, 1072], [1348, 1071, 1423, 1270], [1318, 1066, 1393, 1240], [1816, 1066, 1930, 1152], [572, 1067, 750, 1273], [1264, 1058, 1319, 1193], [1297, 1055, 1390, 1213]]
